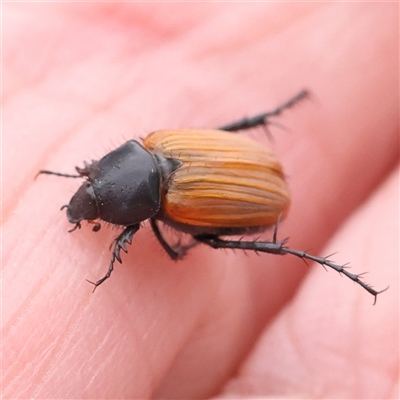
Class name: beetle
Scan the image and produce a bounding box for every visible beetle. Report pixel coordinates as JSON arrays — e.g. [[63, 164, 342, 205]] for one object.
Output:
[[38, 90, 387, 303]]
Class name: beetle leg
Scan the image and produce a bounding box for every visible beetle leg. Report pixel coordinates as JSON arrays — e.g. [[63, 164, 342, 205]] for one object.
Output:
[[218, 90, 309, 132], [195, 233, 388, 304], [150, 219, 198, 260], [87, 224, 140, 291], [150, 219, 180, 259]]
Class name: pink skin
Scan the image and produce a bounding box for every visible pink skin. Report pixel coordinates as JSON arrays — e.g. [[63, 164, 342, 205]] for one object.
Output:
[[2, 3, 398, 399]]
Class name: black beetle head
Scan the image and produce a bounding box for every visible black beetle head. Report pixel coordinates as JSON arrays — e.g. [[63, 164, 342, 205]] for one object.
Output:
[[65, 182, 99, 224]]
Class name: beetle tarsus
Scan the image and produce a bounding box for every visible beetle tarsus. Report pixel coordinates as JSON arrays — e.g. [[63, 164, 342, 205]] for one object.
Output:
[[195, 229, 387, 302], [68, 222, 81, 233], [218, 89, 309, 132], [87, 224, 140, 291]]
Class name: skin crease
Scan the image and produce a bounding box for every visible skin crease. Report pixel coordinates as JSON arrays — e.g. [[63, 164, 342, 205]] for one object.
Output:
[[2, 3, 398, 399]]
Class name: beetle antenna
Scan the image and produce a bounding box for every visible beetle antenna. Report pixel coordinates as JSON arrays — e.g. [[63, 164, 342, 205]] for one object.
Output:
[[36, 170, 82, 179]]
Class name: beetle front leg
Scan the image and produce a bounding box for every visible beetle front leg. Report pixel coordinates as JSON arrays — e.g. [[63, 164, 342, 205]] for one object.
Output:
[[87, 224, 140, 291], [218, 90, 309, 132], [195, 231, 388, 304]]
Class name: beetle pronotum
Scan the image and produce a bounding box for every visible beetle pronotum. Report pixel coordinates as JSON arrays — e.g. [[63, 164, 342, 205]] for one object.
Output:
[[38, 90, 387, 303]]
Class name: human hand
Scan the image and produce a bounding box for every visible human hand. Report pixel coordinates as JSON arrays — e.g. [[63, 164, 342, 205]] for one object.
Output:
[[3, 3, 398, 398]]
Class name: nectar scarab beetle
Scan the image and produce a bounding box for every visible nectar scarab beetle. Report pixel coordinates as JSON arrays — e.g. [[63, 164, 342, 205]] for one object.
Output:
[[38, 90, 387, 303]]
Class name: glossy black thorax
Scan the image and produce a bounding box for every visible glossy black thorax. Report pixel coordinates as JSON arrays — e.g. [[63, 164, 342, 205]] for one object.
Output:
[[69, 141, 162, 225]]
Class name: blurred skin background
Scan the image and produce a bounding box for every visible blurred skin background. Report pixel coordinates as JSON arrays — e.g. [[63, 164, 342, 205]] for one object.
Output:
[[2, 3, 398, 399]]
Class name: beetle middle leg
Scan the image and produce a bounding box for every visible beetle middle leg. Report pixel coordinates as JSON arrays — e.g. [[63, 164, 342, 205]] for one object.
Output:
[[87, 224, 140, 291], [194, 227, 387, 304], [218, 90, 309, 132], [150, 219, 198, 260], [150, 219, 181, 259]]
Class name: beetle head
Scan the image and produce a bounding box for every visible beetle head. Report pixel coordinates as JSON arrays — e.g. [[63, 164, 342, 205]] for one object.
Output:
[[64, 181, 99, 225]]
